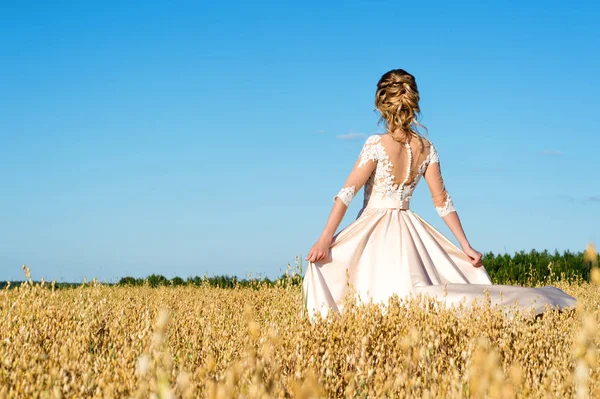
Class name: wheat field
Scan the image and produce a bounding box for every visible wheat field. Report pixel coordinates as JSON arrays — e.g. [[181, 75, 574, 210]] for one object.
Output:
[[1, 250, 599, 399]]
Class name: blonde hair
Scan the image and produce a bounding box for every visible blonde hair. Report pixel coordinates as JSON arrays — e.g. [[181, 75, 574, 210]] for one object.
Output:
[[375, 69, 427, 143]]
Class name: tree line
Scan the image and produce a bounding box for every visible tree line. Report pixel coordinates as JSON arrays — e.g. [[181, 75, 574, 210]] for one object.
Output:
[[1, 249, 597, 290]]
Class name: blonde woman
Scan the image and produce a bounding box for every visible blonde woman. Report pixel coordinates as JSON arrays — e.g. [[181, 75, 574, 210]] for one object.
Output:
[[303, 69, 576, 318]]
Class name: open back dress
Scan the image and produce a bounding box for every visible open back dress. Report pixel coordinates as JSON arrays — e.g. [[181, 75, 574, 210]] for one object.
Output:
[[302, 134, 576, 318]]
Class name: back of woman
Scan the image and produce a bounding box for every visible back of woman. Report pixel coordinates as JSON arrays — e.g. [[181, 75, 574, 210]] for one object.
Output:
[[302, 68, 576, 319]]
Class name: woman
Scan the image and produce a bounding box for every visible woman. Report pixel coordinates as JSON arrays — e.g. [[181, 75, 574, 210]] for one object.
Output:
[[302, 69, 576, 318]]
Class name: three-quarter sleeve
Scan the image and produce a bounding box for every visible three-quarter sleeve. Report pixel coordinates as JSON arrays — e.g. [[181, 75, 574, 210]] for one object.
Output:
[[333, 135, 381, 207], [423, 144, 456, 217]]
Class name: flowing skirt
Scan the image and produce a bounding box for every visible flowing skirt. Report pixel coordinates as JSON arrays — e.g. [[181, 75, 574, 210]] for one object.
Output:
[[302, 208, 577, 319]]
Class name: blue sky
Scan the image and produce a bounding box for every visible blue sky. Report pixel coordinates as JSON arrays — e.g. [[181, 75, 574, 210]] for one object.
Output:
[[1, 1, 598, 282]]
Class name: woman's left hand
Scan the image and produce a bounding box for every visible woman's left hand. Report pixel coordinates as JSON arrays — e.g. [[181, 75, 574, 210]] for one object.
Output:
[[307, 236, 332, 263]]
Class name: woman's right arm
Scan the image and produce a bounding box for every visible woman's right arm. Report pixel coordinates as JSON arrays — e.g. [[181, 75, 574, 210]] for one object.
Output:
[[423, 144, 483, 267]]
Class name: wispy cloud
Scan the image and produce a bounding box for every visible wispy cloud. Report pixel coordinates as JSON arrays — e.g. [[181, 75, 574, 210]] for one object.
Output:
[[314, 129, 327, 134], [542, 150, 562, 156], [556, 194, 600, 204], [336, 132, 368, 140]]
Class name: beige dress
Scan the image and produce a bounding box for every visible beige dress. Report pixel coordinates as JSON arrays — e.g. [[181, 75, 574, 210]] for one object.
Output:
[[302, 134, 576, 318]]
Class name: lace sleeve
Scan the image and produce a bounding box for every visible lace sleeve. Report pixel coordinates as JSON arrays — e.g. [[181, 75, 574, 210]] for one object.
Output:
[[423, 143, 456, 217], [333, 135, 381, 207]]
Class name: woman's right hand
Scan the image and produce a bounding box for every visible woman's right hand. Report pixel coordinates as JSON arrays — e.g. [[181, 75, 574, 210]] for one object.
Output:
[[307, 236, 332, 263], [462, 245, 483, 267]]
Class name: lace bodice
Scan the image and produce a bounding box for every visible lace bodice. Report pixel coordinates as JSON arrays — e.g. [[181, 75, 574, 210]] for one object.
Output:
[[334, 134, 456, 217]]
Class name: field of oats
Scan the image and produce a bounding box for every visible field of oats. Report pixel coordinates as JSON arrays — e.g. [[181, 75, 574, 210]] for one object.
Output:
[[1, 248, 599, 399]]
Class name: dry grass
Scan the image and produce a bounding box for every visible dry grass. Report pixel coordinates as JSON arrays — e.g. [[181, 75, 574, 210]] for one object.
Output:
[[0, 247, 598, 398]]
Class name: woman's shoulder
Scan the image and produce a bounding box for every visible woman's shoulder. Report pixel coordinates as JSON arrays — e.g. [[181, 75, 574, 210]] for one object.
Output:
[[420, 137, 439, 163], [358, 134, 387, 163], [364, 134, 384, 144], [419, 135, 434, 148], [359, 134, 385, 151], [416, 136, 436, 152]]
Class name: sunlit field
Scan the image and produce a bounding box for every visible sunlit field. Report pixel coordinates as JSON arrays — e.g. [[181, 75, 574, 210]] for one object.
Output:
[[1, 247, 599, 398]]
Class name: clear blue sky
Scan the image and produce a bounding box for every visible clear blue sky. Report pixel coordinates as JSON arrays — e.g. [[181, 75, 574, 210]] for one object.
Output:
[[1, 1, 599, 282]]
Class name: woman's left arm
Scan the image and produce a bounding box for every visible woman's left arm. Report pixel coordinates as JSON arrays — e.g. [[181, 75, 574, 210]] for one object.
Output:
[[307, 136, 379, 263]]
